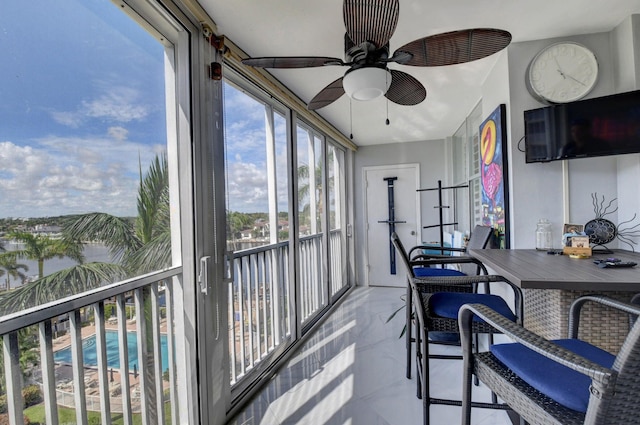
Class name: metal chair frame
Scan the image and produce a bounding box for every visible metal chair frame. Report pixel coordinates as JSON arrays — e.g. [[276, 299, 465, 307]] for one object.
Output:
[[392, 231, 524, 425], [460, 295, 640, 425]]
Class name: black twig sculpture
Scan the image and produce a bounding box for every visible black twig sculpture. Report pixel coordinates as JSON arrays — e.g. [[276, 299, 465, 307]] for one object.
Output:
[[587, 193, 638, 252]]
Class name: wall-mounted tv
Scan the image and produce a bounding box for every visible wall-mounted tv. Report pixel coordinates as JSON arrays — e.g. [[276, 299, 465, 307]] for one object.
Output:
[[524, 89, 640, 163]]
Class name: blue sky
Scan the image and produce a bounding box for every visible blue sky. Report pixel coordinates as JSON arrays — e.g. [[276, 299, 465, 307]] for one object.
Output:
[[0, 1, 166, 218], [0, 1, 308, 219], [223, 83, 292, 214]]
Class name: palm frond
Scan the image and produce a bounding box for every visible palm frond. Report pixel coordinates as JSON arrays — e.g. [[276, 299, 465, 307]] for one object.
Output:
[[0, 251, 20, 265], [47, 237, 85, 264], [124, 230, 172, 275], [0, 262, 127, 314], [63, 213, 141, 263], [137, 154, 169, 244], [8, 232, 43, 257], [0, 254, 29, 285]]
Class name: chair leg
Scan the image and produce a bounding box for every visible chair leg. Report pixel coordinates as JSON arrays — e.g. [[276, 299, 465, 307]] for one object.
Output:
[[486, 333, 498, 404], [473, 332, 480, 386], [461, 337, 473, 425], [406, 282, 413, 379], [422, 328, 430, 425], [415, 314, 422, 399]]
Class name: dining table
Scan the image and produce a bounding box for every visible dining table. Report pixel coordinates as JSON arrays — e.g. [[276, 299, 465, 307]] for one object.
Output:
[[468, 248, 640, 353]]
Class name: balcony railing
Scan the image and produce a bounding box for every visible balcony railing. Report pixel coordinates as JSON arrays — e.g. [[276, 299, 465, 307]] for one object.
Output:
[[0, 267, 182, 425], [229, 230, 347, 385], [0, 230, 348, 423], [229, 240, 291, 384]]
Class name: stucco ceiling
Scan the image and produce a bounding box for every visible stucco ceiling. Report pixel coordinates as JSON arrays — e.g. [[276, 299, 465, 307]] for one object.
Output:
[[198, 0, 640, 146]]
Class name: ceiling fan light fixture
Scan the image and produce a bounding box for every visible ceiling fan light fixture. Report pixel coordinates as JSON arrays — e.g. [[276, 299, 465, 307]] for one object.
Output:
[[342, 67, 392, 101]]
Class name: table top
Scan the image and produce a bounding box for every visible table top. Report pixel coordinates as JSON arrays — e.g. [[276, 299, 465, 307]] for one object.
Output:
[[468, 248, 640, 291]]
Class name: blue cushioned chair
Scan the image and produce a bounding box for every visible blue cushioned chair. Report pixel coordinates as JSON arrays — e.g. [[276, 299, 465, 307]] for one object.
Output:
[[391, 231, 523, 425], [459, 295, 640, 425], [400, 226, 495, 379]]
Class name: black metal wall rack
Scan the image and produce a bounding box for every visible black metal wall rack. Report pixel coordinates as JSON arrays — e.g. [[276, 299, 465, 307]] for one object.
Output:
[[417, 180, 468, 255]]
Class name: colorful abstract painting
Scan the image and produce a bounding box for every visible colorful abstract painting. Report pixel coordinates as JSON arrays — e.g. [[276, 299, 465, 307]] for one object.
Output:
[[479, 104, 509, 248]]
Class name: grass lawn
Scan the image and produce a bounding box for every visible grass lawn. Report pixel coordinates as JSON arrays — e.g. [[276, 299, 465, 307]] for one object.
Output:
[[24, 403, 172, 424]]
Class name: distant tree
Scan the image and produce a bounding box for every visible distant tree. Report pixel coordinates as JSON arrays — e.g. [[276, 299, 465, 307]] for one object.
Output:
[[227, 211, 256, 250], [0, 154, 167, 312], [297, 150, 334, 232], [5, 232, 83, 279], [0, 255, 28, 290]]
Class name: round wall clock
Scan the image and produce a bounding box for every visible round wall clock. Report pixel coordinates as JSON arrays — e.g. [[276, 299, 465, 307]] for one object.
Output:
[[526, 42, 599, 104]]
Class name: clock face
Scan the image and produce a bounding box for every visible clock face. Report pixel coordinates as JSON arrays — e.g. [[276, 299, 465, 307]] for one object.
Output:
[[527, 42, 599, 103]]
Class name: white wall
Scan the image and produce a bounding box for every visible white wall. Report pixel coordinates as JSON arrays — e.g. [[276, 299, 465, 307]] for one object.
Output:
[[488, 21, 640, 249], [352, 15, 640, 286], [614, 16, 640, 251], [353, 139, 446, 284]]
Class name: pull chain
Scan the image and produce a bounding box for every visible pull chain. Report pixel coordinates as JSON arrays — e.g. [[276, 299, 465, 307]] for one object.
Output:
[[349, 99, 353, 140], [386, 98, 390, 126], [385, 71, 390, 125]]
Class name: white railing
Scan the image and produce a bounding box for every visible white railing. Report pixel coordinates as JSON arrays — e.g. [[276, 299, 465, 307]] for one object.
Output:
[[228, 230, 347, 385], [299, 234, 324, 324], [0, 267, 181, 425], [229, 240, 291, 384], [1, 228, 349, 423], [329, 229, 346, 297]]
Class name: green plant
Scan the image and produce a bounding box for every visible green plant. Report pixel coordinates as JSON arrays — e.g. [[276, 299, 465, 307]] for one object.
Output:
[[22, 385, 42, 408], [0, 414, 30, 425]]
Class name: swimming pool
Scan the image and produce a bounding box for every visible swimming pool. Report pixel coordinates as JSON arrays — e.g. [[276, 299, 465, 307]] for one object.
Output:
[[54, 330, 169, 372]]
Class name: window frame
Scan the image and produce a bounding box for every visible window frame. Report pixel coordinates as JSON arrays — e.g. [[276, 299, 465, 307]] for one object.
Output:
[[221, 64, 353, 413]]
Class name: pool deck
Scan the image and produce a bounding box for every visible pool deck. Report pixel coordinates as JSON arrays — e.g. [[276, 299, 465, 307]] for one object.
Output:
[[51, 316, 169, 401]]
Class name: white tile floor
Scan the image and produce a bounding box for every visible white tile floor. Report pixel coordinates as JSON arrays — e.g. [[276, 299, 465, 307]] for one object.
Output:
[[228, 286, 513, 425]]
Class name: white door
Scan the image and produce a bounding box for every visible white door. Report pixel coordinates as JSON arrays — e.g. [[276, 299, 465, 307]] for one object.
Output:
[[364, 164, 421, 287]]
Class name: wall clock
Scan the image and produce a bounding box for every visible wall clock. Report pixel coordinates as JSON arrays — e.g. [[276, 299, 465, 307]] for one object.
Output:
[[526, 42, 599, 104]]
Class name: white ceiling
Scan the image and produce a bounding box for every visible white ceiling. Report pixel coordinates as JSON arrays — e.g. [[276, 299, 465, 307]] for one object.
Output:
[[199, 0, 640, 146]]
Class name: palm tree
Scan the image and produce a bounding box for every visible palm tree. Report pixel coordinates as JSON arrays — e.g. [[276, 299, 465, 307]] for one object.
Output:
[[64, 153, 171, 275], [297, 151, 335, 231], [65, 154, 170, 421], [0, 153, 169, 312], [0, 255, 29, 290], [6, 232, 84, 279]]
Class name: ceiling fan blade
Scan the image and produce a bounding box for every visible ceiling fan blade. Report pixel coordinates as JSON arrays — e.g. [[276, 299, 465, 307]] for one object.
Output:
[[384, 70, 426, 106], [393, 28, 512, 67], [242, 56, 345, 68], [343, 0, 399, 49], [308, 78, 345, 110]]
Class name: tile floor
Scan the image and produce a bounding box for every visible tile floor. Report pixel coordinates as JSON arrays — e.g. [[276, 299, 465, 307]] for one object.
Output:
[[228, 286, 513, 425]]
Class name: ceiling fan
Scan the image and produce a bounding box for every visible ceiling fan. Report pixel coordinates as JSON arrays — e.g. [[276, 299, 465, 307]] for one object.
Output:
[[241, 0, 512, 111]]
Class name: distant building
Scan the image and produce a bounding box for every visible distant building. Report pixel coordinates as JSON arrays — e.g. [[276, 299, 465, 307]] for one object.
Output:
[[32, 225, 63, 238]]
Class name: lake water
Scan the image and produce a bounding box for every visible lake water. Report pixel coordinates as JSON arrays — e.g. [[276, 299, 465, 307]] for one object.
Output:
[[2, 242, 112, 288]]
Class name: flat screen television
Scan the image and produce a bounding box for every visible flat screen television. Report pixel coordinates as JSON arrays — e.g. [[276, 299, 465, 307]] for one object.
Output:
[[524, 89, 640, 163]]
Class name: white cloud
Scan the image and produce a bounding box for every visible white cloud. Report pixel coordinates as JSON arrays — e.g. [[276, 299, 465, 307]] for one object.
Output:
[[50, 86, 149, 128], [0, 138, 162, 218], [108, 126, 129, 141], [226, 161, 268, 212], [51, 111, 84, 128], [83, 87, 149, 122]]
